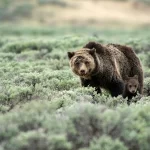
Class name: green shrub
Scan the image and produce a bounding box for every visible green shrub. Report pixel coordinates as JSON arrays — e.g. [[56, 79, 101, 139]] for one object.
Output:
[[0, 1, 34, 21], [38, 0, 69, 7], [1, 40, 53, 53], [144, 77, 150, 96], [133, 0, 150, 5], [0, 101, 150, 150], [89, 136, 127, 150], [0, 26, 149, 150]]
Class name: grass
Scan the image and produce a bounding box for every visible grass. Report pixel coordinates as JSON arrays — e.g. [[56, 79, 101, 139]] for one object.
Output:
[[0, 25, 150, 150]]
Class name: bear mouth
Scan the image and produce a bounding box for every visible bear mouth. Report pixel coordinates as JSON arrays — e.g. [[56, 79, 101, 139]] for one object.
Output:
[[80, 72, 87, 76], [78, 69, 92, 78], [80, 73, 91, 79], [130, 90, 136, 94]]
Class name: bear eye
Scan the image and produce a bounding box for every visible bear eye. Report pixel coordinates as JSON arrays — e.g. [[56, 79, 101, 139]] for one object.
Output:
[[75, 61, 80, 66], [129, 85, 132, 88], [134, 85, 137, 88]]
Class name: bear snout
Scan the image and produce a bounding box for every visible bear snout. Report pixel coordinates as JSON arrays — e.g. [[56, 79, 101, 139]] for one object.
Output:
[[80, 69, 86, 75], [131, 90, 136, 93]]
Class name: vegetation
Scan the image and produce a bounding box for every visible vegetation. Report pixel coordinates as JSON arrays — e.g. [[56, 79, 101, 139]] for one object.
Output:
[[0, 25, 150, 149], [1, 0, 150, 22], [37, 0, 69, 7], [0, 0, 34, 21], [133, 0, 150, 4]]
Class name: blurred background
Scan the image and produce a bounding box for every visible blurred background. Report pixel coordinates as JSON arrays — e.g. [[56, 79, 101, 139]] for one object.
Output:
[[1, 2, 150, 149], [0, 0, 150, 28]]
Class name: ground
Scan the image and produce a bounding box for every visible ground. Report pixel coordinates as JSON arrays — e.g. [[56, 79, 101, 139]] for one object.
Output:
[[0, 25, 150, 150], [2, 0, 150, 26], [37, 0, 150, 26]]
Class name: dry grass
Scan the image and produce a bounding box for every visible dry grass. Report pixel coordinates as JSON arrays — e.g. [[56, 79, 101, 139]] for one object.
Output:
[[31, 0, 150, 26]]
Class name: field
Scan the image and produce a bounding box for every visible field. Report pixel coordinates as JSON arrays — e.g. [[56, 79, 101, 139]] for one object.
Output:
[[0, 25, 150, 150], [1, 0, 150, 26]]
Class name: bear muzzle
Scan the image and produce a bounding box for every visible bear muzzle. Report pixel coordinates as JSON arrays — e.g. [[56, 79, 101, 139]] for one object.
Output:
[[130, 89, 137, 94], [80, 69, 86, 75]]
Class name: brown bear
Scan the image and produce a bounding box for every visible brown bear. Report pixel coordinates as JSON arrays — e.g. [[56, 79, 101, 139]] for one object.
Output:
[[123, 75, 139, 100], [67, 41, 143, 97]]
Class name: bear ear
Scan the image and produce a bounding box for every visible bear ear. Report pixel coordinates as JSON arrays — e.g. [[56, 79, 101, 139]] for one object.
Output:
[[89, 48, 96, 55], [133, 75, 138, 79], [125, 75, 129, 81], [124, 80, 128, 84], [67, 52, 75, 59]]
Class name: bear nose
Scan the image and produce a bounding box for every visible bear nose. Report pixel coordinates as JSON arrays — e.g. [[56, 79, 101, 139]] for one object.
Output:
[[131, 90, 135, 93], [80, 69, 85, 74]]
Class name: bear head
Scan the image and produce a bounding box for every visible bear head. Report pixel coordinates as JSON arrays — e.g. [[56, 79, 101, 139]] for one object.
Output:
[[67, 48, 96, 79], [125, 75, 139, 94]]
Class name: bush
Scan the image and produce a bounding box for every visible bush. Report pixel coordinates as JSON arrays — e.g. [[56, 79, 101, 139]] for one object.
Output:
[[88, 136, 127, 150], [38, 0, 69, 7], [1, 40, 53, 53], [144, 77, 150, 96], [0, 102, 150, 150], [0, 1, 34, 21], [132, 0, 150, 5], [0, 26, 150, 150]]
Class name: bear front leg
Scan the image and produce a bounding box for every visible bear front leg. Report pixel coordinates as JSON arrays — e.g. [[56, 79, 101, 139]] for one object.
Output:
[[80, 78, 102, 94], [80, 78, 90, 87], [95, 87, 102, 94], [122, 91, 127, 99], [108, 78, 124, 97]]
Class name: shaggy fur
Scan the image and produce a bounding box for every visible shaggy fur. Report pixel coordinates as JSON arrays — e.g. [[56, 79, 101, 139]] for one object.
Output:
[[107, 43, 144, 94], [123, 75, 140, 105], [68, 42, 143, 97], [123, 75, 139, 99]]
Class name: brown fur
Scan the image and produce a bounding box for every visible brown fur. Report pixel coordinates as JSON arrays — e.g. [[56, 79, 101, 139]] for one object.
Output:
[[68, 42, 143, 97], [68, 48, 96, 79], [123, 75, 139, 99], [123, 75, 140, 105], [107, 43, 144, 94]]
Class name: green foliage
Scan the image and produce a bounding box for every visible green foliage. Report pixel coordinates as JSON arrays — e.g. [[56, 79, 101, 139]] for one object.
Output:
[[144, 77, 150, 96], [38, 0, 69, 7], [0, 26, 150, 150], [1, 40, 53, 53], [106, 0, 150, 4], [0, 1, 34, 21], [0, 102, 150, 150], [89, 136, 127, 150], [133, 0, 150, 4]]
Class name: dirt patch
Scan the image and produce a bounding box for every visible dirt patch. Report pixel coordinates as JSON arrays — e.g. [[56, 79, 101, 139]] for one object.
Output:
[[25, 1, 150, 26]]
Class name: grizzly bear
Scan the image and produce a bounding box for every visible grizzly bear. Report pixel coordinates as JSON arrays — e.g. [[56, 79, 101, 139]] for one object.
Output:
[[123, 75, 139, 100], [67, 42, 143, 97]]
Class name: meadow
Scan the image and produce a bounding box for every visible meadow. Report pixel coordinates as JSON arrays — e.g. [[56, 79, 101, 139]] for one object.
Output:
[[0, 25, 150, 150]]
